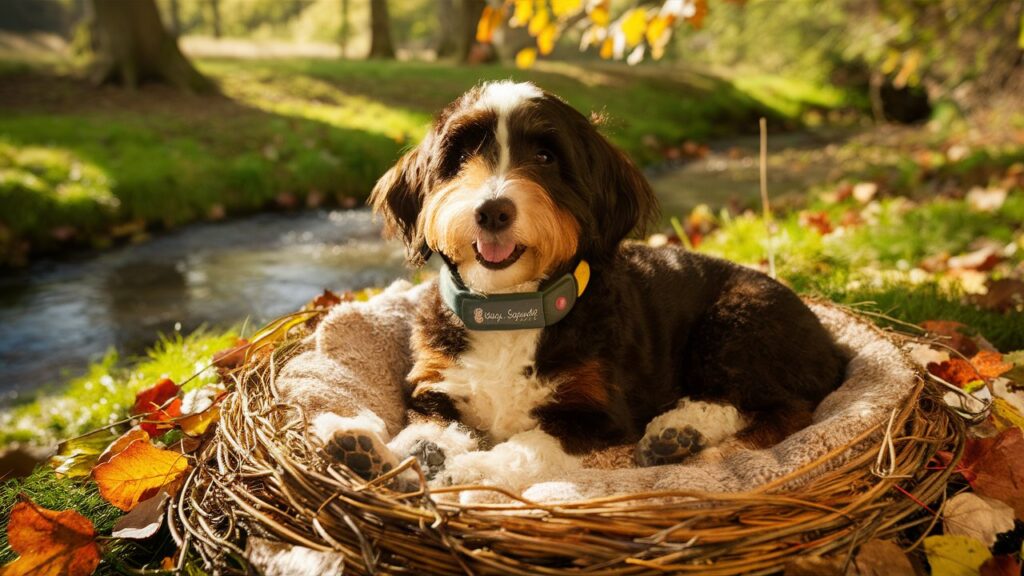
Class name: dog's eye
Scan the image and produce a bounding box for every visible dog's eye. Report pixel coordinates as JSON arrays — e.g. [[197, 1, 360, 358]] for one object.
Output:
[[458, 150, 470, 164], [535, 149, 555, 165]]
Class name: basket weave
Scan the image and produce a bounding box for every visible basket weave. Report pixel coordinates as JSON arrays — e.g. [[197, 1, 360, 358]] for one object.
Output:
[[169, 328, 963, 575]]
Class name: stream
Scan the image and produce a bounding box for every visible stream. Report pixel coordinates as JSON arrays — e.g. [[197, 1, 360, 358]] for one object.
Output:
[[0, 131, 842, 401]]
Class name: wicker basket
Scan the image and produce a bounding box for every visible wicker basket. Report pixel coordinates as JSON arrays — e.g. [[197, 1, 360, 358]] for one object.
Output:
[[168, 325, 963, 575]]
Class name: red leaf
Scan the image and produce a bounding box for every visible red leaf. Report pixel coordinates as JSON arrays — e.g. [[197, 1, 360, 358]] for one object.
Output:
[[981, 555, 1022, 576], [132, 378, 179, 416], [956, 427, 1024, 519], [927, 358, 983, 388], [139, 397, 181, 437], [1, 500, 101, 576], [798, 210, 833, 235]]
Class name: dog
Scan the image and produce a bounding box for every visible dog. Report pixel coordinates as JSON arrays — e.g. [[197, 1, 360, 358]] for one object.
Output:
[[325, 81, 846, 488]]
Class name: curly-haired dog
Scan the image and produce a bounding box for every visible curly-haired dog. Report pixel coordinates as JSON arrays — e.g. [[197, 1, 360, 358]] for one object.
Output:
[[321, 81, 846, 488]]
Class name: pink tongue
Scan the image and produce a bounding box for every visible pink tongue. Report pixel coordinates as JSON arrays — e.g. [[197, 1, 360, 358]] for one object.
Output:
[[476, 238, 516, 263]]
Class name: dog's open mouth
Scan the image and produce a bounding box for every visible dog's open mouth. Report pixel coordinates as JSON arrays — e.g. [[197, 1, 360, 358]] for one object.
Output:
[[474, 239, 526, 270]]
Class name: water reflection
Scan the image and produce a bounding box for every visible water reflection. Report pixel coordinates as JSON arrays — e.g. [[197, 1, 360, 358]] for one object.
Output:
[[0, 209, 409, 400]]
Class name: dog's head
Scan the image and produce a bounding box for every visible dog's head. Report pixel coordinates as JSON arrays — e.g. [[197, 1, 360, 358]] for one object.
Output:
[[371, 81, 656, 293]]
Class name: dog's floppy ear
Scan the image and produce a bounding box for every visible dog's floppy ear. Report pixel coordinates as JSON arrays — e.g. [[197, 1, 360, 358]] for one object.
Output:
[[584, 129, 659, 261], [370, 144, 432, 266]]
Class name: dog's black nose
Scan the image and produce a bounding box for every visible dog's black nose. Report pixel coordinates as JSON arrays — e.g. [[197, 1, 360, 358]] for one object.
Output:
[[475, 198, 516, 232]]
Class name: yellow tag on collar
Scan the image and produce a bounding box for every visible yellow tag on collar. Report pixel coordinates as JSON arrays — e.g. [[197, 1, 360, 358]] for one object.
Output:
[[573, 260, 590, 297]]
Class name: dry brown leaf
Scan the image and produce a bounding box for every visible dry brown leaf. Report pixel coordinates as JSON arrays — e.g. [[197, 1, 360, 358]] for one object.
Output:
[[955, 427, 1024, 519], [111, 491, 170, 540], [0, 500, 100, 576], [92, 439, 190, 511], [852, 539, 915, 575], [942, 492, 1016, 547]]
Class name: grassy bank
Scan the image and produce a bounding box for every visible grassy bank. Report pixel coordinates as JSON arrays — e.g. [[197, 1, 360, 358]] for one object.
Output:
[[0, 57, 850, 265]]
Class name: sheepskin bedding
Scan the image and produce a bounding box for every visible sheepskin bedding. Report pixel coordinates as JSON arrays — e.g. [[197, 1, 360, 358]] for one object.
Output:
[[275, 280, 919, 502]]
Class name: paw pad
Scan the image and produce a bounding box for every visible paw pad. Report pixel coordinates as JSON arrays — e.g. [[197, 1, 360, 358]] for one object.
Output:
[[635, 425, 706, 467], [324, 430, 396, 481], [410, 440, 446, 480]]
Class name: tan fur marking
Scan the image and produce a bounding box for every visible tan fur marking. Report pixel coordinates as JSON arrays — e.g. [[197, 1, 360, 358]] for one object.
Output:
[[552, 360, 610, 409]]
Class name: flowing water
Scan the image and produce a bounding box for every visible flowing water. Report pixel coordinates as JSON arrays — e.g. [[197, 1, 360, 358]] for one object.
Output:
[[0, 132, 842, 401]]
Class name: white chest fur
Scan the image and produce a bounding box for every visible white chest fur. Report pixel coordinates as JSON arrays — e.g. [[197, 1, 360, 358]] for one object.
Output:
[[430, 328, 554, 442]]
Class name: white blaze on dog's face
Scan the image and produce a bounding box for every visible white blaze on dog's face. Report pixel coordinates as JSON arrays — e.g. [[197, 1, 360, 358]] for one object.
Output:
[[371, 81, 656, 294]]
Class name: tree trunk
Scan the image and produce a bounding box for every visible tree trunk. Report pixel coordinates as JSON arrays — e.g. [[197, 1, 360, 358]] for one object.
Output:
[[168, 0, 181, 36], [435, 0, 457, 59], [458, 0, 495, 63], [90, 0, 212, 92], [368, 0, 395, 59], [338, 0, 350, 58], [209, 0, 222, 38]]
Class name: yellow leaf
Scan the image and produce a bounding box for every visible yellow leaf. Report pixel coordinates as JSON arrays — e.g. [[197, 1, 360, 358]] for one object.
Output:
[[589, 4, 610, 27], [551, 0, 582, 18], [992, 397, 1024, 431], [49, 428, 121, 479], [180, 404, 221, 436], [646, 15, 673, 47], [511, 0, 533, 27], [515, 48, 538, 69], [599, 37, 613, 60], [620, 8, 648, 48], [923, 535, 992, 576], [537, 24, 557, 55], [0, 500, 100, 576], [528, 8, 550, 36], [92, 439, 190, 511]]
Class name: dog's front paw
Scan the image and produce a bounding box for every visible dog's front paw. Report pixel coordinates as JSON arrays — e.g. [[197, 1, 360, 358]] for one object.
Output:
[[323, 429, 399, 480], [409, 440, 447, 480], [635, 425, 706, 467]]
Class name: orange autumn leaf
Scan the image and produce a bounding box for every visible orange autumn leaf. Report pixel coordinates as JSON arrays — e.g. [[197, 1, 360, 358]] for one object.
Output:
[[97, 428, 150, 466], [475, 6, 504, 44], [688, 0, 709, 28], [972, 350, 1013, 380], [599, 37, 613, 59], [919, 320, 981, 356], [132, 378, 179, 416], [0, 500, 100, 576], [515, 47, 538, 69], [928, 358, 984, 388], [92, 439, 190, 511]]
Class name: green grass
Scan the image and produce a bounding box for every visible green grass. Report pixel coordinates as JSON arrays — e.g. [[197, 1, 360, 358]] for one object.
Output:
[[0, 57, 846, 264], [0, 330, 236, 447]]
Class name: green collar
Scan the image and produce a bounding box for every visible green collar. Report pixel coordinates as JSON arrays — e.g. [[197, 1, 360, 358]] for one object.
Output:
[[439, 261, 590, 331]]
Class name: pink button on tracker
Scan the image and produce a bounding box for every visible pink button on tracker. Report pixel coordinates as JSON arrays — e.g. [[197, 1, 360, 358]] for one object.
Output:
[[555, 296, 568, 311]]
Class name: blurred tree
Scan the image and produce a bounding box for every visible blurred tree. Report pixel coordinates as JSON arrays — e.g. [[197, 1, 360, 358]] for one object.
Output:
[[89, 0, 212, 92], [209, 0, 222, 38], [167, 0, 181, 36], [339, 0, 350, 58], [436, 0, 458, 58], [461, 0, 496, 63], [368, 0, 395, 58]]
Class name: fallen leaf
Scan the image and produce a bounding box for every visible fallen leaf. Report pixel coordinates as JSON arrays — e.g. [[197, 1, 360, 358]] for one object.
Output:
[[948, 246, 1001, 272], [981, 555, 1022, 576], [111, 491, 170, 540], [852, 539, 915, 576], [972, 279, 1024, 313], [943, 493, 1016, 547], [928, 358, 984, 388], [906, 342, 950, 368], [179, 387, 225, 437], [138, 397, 182, 437], [919, 321, 980, 357], [853, 181, 879, 204], [92, 439, 190, 511], [967, 187, 1008, 213], [782, 555, 843, 575], [924, 535, 992, 576], [132, 378, 180, 416], [49, 428, 120, 479], [799, 211, 833, 235], [973, 351, 1014, 380], [991, 398, 1024, 432], [0, 500, 100, 576], [97, 428, 150, 465], [955, 427, 1024, 519]]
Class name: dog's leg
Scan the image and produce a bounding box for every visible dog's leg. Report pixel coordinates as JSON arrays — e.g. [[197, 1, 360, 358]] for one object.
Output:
[[386, 415, 479, 480], [635, 398, 748, 466], [313, 410, 402, 481], [439, 428, 582, 489]]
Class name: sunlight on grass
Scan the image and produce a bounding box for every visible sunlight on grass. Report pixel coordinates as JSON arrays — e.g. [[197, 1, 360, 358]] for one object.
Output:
[[0, 330, 237, 447]]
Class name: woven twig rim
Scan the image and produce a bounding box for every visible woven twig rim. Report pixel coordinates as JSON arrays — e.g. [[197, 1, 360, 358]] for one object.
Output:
[[169, 311, 963, 575]]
